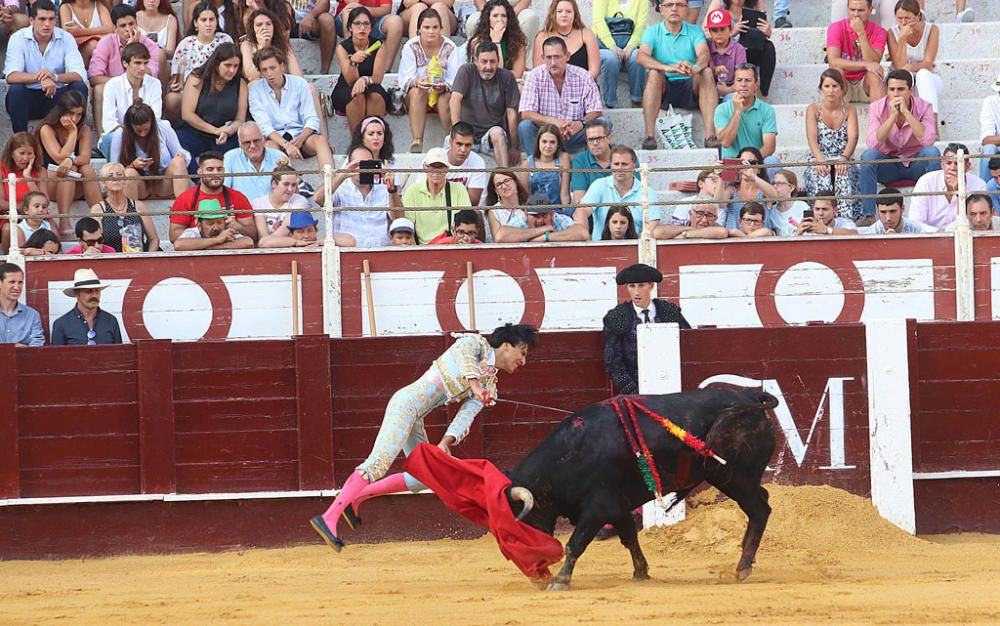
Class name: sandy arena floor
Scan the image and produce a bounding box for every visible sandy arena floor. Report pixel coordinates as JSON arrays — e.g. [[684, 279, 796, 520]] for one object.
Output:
[[2, 485, 999, 625]]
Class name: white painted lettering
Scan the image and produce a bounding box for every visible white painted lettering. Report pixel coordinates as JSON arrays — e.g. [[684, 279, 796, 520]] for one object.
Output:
[[698, 375, 857, 470]]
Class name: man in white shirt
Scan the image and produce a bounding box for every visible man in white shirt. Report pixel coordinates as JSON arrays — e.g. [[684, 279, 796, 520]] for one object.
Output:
[[979, 71, 1000, 184], [908, 142, 987, 230], [90, 4, 160, 137], [248, 46, 334, 172], [98, 43, 162, 158]]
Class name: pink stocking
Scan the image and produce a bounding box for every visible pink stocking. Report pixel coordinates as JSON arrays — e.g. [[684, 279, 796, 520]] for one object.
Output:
[[320, 471, 369, 534], [352, 472, 410, 513]]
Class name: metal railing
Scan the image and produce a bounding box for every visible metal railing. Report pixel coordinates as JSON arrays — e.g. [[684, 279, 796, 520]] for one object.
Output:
[[4, 150, 993, 323]]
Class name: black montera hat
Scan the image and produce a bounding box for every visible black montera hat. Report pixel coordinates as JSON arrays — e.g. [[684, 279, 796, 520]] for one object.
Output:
[[615, 263, 663, 285]]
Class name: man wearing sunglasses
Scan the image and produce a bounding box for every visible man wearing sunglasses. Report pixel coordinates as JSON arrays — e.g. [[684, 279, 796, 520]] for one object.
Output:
[[50, 268, 122, 346], [65, 217, 116, 254]]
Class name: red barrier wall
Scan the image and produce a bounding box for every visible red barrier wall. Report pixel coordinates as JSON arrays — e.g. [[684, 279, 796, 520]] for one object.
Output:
[[3, 323, 1000, 557], [912, 321, 1000, 533]]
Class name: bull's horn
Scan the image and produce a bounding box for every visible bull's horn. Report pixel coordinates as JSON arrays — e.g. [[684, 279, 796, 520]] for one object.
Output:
[[510, 487, 534, 522]]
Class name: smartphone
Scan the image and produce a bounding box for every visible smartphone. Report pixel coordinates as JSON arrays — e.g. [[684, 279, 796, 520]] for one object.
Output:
[[803, 208, 814, 220], [743, 8, 766, 30], [721, 158, 742, 184], [358, 159, 382, 185]]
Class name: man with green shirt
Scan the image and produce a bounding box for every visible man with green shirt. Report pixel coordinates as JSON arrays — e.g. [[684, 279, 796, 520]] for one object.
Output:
[[398, 148, 473, 244], [714, 64, 779, 163]]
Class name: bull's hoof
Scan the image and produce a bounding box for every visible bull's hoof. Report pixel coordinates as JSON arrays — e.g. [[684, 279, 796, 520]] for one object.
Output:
[[546, 581, 570, 592], [632, 572, 650, 582], [735, 567, 753, 582]]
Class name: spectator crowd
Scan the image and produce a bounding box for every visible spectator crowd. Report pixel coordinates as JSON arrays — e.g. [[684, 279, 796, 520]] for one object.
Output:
[[0, 0, 998, 260]]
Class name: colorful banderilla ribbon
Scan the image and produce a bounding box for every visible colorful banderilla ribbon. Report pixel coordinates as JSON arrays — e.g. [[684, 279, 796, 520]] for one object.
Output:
[[628, 398, 728, 466]]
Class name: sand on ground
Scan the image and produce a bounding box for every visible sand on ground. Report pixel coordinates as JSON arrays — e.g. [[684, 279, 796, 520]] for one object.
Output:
[[2, 485, 999, 625]]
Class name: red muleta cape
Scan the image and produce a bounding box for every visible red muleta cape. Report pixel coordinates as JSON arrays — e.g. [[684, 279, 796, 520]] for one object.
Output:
[[402, 443, 564, 581]]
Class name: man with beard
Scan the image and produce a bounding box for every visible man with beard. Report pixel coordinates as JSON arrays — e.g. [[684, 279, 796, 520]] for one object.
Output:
[[449, 42, 520, 167], [169, 151, 257, 244], [51, 268, 122, 346], [174, 200, 255, 251]]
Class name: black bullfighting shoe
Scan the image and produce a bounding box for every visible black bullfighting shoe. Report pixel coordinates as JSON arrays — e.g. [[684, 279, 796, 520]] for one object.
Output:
[[341, 503, 362, 530], [310, 515, 345, 552]]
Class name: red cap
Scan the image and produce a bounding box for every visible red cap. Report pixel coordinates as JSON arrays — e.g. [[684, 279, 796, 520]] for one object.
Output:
[[706, 8, 732, 28]]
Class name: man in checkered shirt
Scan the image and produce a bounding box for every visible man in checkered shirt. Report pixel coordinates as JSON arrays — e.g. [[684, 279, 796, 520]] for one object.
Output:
[[517, 35, 606, 155]]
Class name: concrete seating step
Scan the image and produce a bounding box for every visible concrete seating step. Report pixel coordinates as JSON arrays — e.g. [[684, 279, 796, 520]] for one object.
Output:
[[771, 22, 1000, 64]]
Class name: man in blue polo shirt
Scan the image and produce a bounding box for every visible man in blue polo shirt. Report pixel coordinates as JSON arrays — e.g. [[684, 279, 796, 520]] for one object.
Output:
[[714, 64, 779, 165], [576, 146, 660, 239], [636, 0, 719, 151]]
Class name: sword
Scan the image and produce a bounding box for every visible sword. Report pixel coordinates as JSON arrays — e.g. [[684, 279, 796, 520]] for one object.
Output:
[[495, 398, 574, 414]]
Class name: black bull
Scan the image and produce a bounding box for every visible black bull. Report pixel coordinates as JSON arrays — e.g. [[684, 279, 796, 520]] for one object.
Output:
[[505, 388, 779, 591]]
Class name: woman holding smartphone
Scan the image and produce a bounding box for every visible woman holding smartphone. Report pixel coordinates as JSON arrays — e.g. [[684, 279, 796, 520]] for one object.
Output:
[[112, 101, 192, 200], [723, 146, 777, 231]]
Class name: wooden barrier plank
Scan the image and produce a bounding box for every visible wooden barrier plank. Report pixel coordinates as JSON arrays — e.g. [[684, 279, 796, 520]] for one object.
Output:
[[174, 398, 298, 433], [137, 340, 176, 494], [18, 435, 140, 470], [295, 335, 334, 489], [175, 461, 299, 493], [175, 430, 299, 465], [19, 467, 140, 498], [0, 345, 19, 498], [17, 372, 138, 406], [171, 369, 296, 400], [19, 404, 139, 438]]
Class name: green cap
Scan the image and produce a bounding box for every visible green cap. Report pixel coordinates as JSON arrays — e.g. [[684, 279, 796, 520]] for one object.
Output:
[[195, 199, 227, 220]]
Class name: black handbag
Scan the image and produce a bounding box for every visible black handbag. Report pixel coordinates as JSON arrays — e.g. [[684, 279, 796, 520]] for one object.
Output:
[[605, 13, 634, 48]]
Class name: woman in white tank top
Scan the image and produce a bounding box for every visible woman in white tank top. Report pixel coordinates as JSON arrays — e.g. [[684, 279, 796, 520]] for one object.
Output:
[[887, 0, 943, 125], [58, 0, 112, 66]]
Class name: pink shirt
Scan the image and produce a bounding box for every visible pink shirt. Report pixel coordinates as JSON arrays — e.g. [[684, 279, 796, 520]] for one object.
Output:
[[866, 95, 937, 157], [826, 18, 887, 82], [88, 33, 161, 79], [65, 244, 118, 254], [908, 171, 988, 229]]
